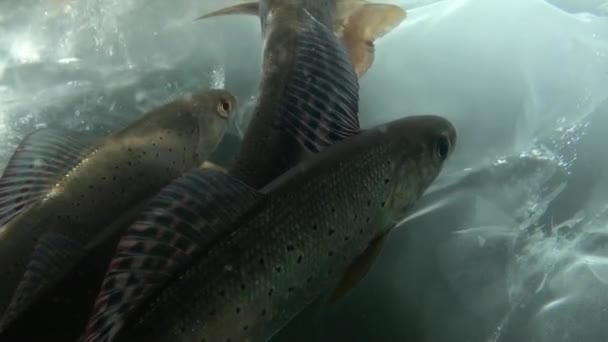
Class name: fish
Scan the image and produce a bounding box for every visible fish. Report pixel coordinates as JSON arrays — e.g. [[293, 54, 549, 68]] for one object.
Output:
[[0, 88, 237, 328], [84, 114, 457, 342], [198, 0, 407, 78], [196, 0, 404, 189]]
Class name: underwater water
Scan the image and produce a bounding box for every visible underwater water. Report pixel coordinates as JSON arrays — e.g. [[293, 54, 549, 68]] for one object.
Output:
[[1, 0, 608, 341]]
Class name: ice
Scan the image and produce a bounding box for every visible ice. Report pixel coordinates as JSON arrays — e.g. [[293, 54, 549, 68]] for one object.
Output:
[[1, 0, 608, 341]]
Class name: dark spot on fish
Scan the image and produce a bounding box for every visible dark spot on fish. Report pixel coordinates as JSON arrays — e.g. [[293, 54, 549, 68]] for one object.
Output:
[[226, 338, 232, 342], [344, 236, 350, 241], [359, 229, 364, 234], [155, 153, 159, 159], [112, 175, 117, 181], [218, 290, 226, 297], [328, 229, 335, 236], [366, 217, 371, 223], [331, 207, 336, 213], [168, 148, 172, 152], [236, 307, 241, 314], [275, 267, 281, 273], [307, 276, 313, 283], [287, 245, 294, 251], [328, 251, 334, 257], [259, 258, 264, 265], [384, 178, 390, 184], [381, 201, 386, 208], [243, 325, 249, 331], [128, 161, 132, 167], [288, 287, 295, 293], [261, 309, 267, 316], [353, 215, 358, 222], [152, 143, 157, 147], [209, 309, 216, 316], [297, 255, 303, 264], [159, 136, 164, 141], [268, 289, 274, 297], [367, 200, 372, 207], [172, 160, 176, 165], [312, 224, 318, 231], [240, 283, 246, 290], [127, 147, 132, 152]]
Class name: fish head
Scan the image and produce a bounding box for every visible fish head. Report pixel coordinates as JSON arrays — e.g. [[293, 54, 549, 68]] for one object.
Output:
[[189, 89, 238, 157], [381, 114, 457, 222]]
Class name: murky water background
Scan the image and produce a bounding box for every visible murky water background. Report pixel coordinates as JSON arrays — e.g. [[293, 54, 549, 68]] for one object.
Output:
[[1, 0, 608, 341]]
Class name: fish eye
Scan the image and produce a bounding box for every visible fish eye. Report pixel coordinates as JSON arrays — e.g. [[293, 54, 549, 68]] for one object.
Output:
[[217, 98, 232, 118], [436, 134, 450, 161]]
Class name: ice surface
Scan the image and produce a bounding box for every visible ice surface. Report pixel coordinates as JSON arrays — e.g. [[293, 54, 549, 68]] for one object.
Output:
[[1, 0, 608, 341]]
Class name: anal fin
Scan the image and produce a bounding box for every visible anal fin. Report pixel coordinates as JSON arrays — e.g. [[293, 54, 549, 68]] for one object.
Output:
[[84, 169, 263, 342], [327, 233, 388, 305], [0, 128, 99, 227], [0, 232, 85, 331], [196, 2, 259, 20], [337, 3, 407, 78]]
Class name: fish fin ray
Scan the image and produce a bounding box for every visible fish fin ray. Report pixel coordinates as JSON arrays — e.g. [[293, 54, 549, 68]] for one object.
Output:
[[327, 233, 387, 305], [0, 232, 85, 331], [338, 3, 406, 77], [278, 10, 361, 154], [0, 128, 98, 226], [84, 169, 262, 342], [195, 2, 259, 20]]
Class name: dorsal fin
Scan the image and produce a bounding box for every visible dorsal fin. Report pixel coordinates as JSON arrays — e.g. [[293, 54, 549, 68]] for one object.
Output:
[[84, 169, 263, 342], [0, 128, 99, 226], [0, 232, 85, 331]]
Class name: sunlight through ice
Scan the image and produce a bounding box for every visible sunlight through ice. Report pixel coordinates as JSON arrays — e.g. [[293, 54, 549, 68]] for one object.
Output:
[[210, 66, 225, 89], [10, 36, 41, 63]]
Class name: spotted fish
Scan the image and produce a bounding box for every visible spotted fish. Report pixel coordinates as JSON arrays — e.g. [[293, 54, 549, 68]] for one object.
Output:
[[84, 114, 457, 342], [0, 89, 237, 330]]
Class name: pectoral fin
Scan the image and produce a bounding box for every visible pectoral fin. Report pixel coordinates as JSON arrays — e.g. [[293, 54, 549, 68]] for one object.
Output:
[[327, 233, 388, 305], [337, 3, 407, 78], [196, 2, 259, 21], [0, 128, 98, 227]]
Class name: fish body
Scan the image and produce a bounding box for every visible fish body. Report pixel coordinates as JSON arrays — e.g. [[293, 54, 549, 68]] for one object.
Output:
[[85, 114, 456, 342], [197, 0, 406, 189], [0, 89, 236, 326], [200, 0, 361, 189]]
